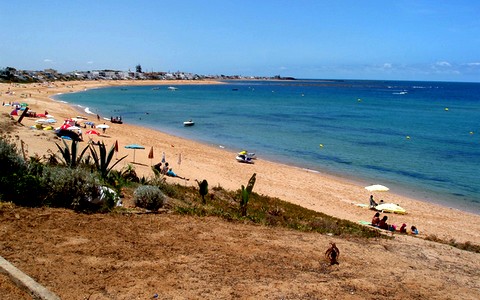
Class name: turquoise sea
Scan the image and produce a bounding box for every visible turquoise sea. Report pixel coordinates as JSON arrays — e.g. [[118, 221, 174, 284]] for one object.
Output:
[[56, 80, 480, 214]]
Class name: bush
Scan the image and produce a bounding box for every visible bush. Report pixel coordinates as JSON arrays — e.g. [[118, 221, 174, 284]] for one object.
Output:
[[0, 136, 28, 201], [41, 166, 100, 209], [133, 185, 165, 211]]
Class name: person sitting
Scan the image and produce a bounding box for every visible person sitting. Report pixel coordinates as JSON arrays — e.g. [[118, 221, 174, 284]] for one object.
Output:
[[371, 212, 381, 227], [162, 162, 169, 175], [410, 225, 419, 235], [378, 216, 389, 230], [399, 223, 407, 233], [166, 168, 189, 180], [153, 162, 162, 175], [369, 195, 378, 209]]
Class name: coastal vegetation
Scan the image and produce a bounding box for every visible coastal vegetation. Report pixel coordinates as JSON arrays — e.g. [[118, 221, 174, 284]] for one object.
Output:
[[1, 121, 480, 254]]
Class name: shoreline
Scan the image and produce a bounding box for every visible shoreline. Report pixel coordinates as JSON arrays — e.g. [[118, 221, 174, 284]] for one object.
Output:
[[60, 80, 480, 215], [1, 80, 479, 245]]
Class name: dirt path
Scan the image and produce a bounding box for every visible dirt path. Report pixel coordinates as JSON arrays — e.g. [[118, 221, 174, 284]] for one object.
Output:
[[1, 206, 479, 299]]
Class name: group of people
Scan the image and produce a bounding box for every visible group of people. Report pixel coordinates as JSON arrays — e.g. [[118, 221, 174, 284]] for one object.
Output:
[[371, 212, 418, 234], [153, 162, 189, 180]]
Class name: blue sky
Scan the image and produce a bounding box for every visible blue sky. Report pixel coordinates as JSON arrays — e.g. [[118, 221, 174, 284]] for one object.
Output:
[[1, 1, 479, 82]]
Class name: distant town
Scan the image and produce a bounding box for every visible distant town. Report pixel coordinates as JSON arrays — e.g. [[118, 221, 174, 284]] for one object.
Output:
[[0, 65, 295, 83]]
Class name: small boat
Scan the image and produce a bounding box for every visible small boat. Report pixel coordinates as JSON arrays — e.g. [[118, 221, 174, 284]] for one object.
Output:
[[168, 86, 178, 91], [183, 119, 195, 126], [236, 154, 254, 164], [238, 150, 256, 159]]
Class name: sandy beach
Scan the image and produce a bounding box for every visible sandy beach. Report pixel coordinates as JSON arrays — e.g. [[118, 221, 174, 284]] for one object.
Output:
[[1, 80, 479, 245], [2, 80, 480, 299], [0, 81, 480, 244]]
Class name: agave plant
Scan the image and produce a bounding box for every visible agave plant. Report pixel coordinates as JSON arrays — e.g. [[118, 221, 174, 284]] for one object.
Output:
[[240, 173, 256, 217], [55, 139, 89, 168], [89, 141, 127, 178]]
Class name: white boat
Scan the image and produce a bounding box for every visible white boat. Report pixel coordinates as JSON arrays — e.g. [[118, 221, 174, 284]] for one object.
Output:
[[238, 150, 256, 159], [168, 86, 178, 91], [183, 120, 195, 126], [236, 154, 254, 164]]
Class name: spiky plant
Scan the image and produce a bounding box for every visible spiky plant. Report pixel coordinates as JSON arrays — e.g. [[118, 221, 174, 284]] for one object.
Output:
[[55, 139, 89, 168], [89, 141, 127, 178], [240, 173, 256, 217]]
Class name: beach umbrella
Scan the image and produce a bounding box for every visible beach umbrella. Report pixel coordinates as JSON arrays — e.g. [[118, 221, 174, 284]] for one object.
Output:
[[60, 124, 71, 130], [125, 144, 145, 163], [96, 124, 110, 129], [85, 121, 95, 126], [375, 203, 407, 214], [161, 152, 166, 163], [365, 184, 390, 192], [35, 119, 48, 124], [46, 118, 57, 123], [85, 129, 100, 136], [148, 146, 154, 165], [10, 109, 18, 116]]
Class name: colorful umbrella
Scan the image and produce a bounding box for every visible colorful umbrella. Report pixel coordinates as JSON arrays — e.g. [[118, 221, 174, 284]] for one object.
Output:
[[85, 129, 100, 135]]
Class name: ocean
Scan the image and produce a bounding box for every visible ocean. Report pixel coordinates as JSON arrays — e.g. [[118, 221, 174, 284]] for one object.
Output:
[[55, 80, 480, 214]]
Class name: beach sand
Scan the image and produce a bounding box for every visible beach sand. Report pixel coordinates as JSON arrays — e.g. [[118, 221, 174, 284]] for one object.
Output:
[[1, 80, 480, 299], [1, 80, 479, 244]]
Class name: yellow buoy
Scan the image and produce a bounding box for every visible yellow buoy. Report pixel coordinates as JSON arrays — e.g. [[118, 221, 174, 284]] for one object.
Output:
[[445, 107, 449, 111], [319, 144, 324, 148]]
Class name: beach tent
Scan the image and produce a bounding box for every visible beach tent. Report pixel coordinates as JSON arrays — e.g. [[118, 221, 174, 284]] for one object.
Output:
[[10, 109, 19, 116], [56, 129, 82, 142]]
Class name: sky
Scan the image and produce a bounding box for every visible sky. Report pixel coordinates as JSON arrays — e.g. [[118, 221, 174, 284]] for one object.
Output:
[[1, 0, 480, 82]]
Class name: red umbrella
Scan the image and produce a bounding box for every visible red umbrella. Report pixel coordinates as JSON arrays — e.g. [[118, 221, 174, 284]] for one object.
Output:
[[148, 146, 154, 159], [10, 109, 18, 116], [148, 146, 154, 165], [60, 124, 71, 130], [85, 129, 100, 135]]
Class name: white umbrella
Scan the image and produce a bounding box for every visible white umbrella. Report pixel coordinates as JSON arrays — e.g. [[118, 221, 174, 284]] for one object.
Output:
[[365, 184, 390, 192], [375, 203, 406, 214]]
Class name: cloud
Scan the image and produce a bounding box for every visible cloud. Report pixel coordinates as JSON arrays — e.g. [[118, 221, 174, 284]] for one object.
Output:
[[43, 59, 53, 63], [466, 62, 480, 67], [435, 61, 451, 67], [87, 61, 94, 64], [382, 63, 392, 69]]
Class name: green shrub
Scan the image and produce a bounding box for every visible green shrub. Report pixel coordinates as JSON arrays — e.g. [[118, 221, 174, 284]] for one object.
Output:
[[133, 185, 165, 211], [41, 166, 100, 209], [0, 136, 28, 201]]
